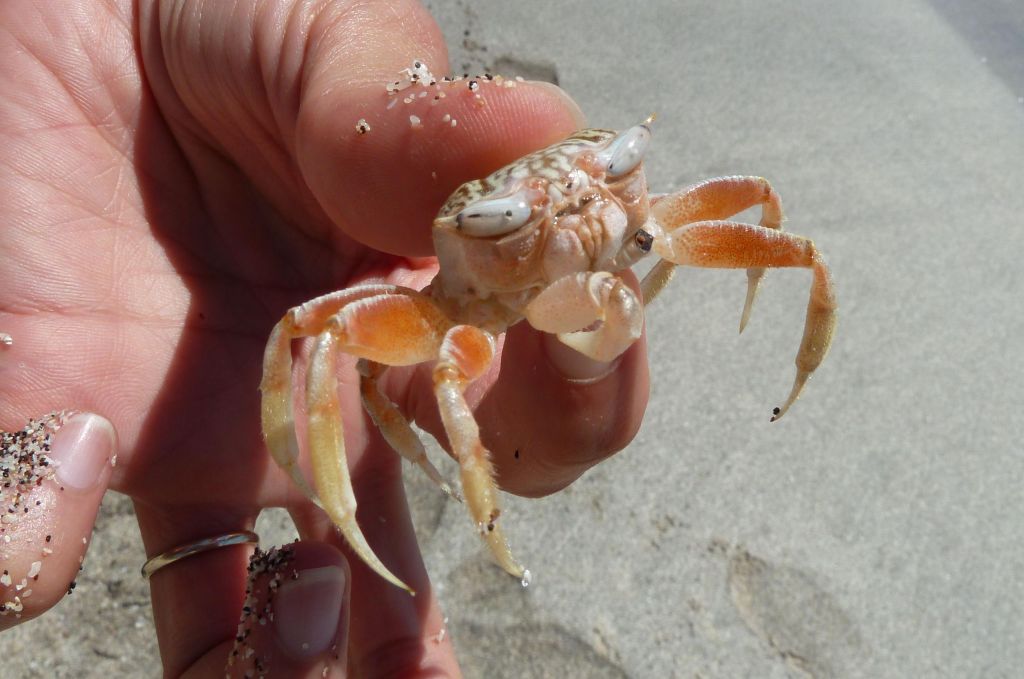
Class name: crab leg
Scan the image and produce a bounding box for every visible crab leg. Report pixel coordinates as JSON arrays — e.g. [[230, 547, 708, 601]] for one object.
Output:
[[309, 291, 455, 595], [433, 325, 526, 580], [645, 176, 784, 332], [263, 287, 452, 593], [305, 327, 414, 593], [261, 285, 400, 507], [357, 358, 461, 500], [652, 220, 837, 421]]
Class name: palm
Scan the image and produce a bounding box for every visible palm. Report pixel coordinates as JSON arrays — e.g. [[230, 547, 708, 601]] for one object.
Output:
[[79, 130, 404, 509], [1, 1, 433, 513]]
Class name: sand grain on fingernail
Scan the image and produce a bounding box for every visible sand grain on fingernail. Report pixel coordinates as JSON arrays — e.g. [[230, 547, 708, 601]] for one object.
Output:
[[0, 411, 74, 616], [226, 545, 296, 677]]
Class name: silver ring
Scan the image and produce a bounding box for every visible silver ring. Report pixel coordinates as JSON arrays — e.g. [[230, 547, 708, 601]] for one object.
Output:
[[141, 530, 259, 580]]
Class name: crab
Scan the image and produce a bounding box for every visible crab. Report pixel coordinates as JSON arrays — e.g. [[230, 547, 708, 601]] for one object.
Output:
[[260, 118, 837, 594]]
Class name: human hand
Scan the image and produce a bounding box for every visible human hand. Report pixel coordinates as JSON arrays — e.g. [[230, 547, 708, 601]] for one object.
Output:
[[0, 0, 649, 675]]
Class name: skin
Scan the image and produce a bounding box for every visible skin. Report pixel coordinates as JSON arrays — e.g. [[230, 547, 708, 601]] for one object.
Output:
[[0, 1, 649, 676]]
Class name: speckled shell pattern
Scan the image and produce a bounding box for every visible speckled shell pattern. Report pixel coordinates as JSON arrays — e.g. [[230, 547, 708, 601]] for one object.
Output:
[[437, 128, 616, 218]]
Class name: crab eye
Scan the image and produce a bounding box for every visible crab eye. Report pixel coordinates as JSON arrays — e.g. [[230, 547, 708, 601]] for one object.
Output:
[[601, 124, 651, 177], [634, 228, 654, 252], [455, 195, 532, 237]]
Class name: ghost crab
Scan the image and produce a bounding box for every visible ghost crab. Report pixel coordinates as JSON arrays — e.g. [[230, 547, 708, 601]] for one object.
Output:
[[260, 118, 837, 593]]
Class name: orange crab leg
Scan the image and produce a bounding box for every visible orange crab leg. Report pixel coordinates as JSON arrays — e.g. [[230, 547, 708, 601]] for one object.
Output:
[[645, 175, 784, 331], [433, 325, 527, 581], [358, 358, 461, 501], [305, 290, 453, 594], [261, 285, 399, 506], [652, 220, 837, 421], [262, 287, 453, 593], [305, 327, 410, 593]]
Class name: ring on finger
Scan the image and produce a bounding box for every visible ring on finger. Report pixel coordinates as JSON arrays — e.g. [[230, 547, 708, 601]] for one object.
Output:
[[141, 530, 259, 580]]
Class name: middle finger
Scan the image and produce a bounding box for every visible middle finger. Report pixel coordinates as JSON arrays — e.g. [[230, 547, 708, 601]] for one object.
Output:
[[289, 434, 461, 678]]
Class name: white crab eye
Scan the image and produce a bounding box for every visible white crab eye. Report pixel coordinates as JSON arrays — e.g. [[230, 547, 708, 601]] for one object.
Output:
[[455, 194, 532, 237], [601, 124, 651, 177]]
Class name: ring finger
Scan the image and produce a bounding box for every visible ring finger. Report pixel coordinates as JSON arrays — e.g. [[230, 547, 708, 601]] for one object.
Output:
[[137, 501, 360, 678]]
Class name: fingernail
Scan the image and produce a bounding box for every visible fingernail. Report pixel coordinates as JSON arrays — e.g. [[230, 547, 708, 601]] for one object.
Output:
[[543, 333, 620, 383], [275, 565, 346, 659], [528, 81, 588, 128], [50, 414, 116, 490]]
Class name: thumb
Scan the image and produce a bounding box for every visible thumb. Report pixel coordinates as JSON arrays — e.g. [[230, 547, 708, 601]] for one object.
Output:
[[0, 412, 116, 629], [296, 8, 585, 256], [217, 542, 351, 679], [147, 0, 584, 257]]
